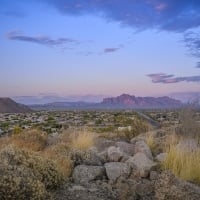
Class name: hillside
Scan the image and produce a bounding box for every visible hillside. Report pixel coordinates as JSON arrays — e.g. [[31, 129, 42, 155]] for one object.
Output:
[[0, 98, 32, 113]]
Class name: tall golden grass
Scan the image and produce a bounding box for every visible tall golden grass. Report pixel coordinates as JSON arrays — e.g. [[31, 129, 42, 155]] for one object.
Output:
[[70, 131, 95, 150], [145, 133, 156, 151], [163, 134, 200, 184]]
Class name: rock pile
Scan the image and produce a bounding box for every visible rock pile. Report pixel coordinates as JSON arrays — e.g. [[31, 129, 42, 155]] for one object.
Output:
[[54, 134, 200, 200]]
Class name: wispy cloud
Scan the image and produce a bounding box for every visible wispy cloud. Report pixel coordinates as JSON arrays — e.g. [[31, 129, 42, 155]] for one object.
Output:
[[104, 47, 120, 53], [184, 31, 200, 57], [25, 0, 200, 65], [6, 31, 79, 47], [147, 73, 200, 84], [36, 0, 200, 32]]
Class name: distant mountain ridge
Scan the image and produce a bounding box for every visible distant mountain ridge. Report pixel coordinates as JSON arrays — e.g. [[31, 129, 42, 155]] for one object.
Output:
[[102, 94, 182, 108], [13, 95, 106, 105], [0, 98, 32, 113], [30, 94, 183, 110]]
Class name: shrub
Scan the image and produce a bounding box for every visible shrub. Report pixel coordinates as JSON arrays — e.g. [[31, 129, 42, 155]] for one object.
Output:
[[0, 145, 64, 199], [1, 129, 48, 152], [43, 143, 72, 177], [12, 126, 23, 135], [0, 165, 51, 200]]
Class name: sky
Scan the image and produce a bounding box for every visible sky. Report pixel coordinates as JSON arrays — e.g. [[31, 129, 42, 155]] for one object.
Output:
[[1, 0, 200, 98]]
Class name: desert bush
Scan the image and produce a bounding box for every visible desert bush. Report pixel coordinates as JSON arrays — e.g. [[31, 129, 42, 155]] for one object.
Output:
[[0, 145, 64, 199], [0, 164, 51, 200], [43, 143, 72, 177], [0, 129, 48, 151], [12, 126, 23, 135]]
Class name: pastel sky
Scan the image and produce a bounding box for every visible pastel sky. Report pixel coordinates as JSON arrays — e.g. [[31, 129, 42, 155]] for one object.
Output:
[[1, 0, 200, 97]]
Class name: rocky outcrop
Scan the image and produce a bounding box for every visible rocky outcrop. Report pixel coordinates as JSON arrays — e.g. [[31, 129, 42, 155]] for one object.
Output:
[[65, 134, 200, 200]]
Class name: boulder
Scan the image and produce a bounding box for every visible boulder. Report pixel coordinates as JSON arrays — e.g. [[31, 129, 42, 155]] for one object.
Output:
[[104, 162, 131, 181], [71, 149, 103, 166], [72, 165, 105, 184], [115, 141, 135, 156], [155, 153, 168, 162], [107, 146, 123, 162], [126, 152, 157, 177], [134, 140, 153, 160]]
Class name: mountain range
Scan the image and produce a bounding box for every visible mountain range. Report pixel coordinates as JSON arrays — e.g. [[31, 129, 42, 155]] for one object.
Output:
[[13, 95, 107, 105], [30, 94, 183, 110]]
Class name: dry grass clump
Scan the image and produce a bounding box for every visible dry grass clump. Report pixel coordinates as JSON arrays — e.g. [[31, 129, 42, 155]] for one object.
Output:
[[70, 131, 95, 150], [0, 145, 64, 199], [0, 129, 48, 152], [145, 133, 156, 152], [163, 135, 200, 184]]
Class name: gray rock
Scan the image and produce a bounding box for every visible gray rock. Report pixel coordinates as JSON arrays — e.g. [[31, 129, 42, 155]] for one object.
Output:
[[107, 146, 123, 162], [126, 152, 157, 178], [134, 140, 153, 160], [104, 162, 131, 181], [115, 141, 135, 156], [72, 165, 105, 184], [71, 149, 103, 166], [155, 153, 168, 162]]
